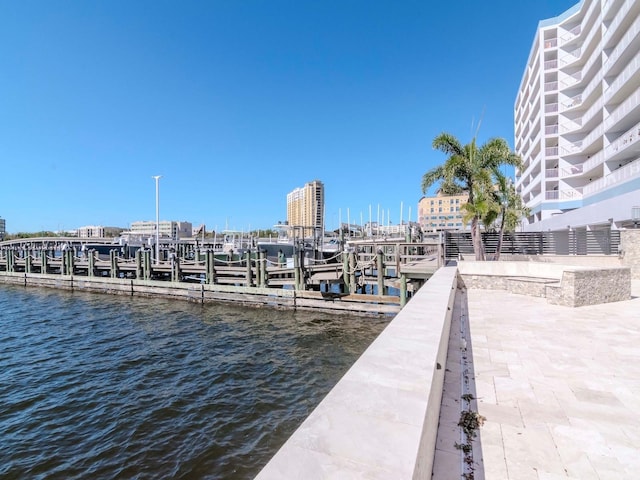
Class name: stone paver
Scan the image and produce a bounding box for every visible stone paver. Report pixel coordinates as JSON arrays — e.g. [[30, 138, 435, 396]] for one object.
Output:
[[465, 280, 640, 479]]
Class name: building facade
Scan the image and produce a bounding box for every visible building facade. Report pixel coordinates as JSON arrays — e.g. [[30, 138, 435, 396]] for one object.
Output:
[[286, 180, 325, 236], [0, 217, 5, 240], [128, 220, 193, 240], [418, 193, 468, 232], [515, 0, 640, 232], [77, 225, 105, 238]]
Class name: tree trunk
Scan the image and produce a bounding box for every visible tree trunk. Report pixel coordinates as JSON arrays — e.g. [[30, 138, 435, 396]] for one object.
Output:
[[470, 217, 485, 261], [494, 212, 506, 261]]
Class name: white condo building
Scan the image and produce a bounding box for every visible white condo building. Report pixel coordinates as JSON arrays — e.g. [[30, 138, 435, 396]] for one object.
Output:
[[515, 0, 640, 232]]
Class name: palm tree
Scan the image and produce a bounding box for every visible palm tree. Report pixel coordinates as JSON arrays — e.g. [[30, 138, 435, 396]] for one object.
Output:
[[491, 170, 531, 260], [422, 133, 522, 260]]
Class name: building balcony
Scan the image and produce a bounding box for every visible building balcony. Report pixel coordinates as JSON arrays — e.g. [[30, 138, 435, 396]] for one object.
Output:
[[560, 24, 582, 46], [604, 12, 640, 75], [545, 124, 559, 135], [583, 157, 640, 197], [604, 83, 640, 132], [545, 146, 559, 157], [606, 119, 640, 160], [582, 150, 606, 174], [544, 59, 558, 70], [559, 47, 582, 67], [545, 102, 559, 114], [546, 168, 559, 178], [559, 117, 583, 134], [605, 48, 640, 104], [561, 93, 583, 111], [545, 188, 583, 200], [562, 164, 584, 177], [603, 0, 637, 49], [560, 70, 582, 89], [560, 140, 583, 156], [545, 80, 559, 92], [544, 38, 558, 49]]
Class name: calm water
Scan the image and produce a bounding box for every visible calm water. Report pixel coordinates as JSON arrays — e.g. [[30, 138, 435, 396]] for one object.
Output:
[[0, 285, 388, 479]]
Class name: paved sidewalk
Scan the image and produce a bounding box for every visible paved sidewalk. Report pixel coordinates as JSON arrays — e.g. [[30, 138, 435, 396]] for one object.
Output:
[[466, 280, 640, 479]]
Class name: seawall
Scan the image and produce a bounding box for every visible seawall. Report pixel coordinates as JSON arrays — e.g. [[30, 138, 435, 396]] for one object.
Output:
[[255, 265, 458, 479], [0, 272, 401, 317]]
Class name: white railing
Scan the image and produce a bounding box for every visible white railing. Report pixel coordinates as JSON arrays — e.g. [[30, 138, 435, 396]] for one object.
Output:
[[560, 24, 582, 45], [545, 102, 559, 113], [544, 59, 558, 69], [578, 96, 603, 130], [605, 48, 640, 101], [560, 117, 583, 134], [582, 149, 605, 173], [545, 124, 559, 135], [519, 149, 542, 180], [562, 93, 583, 110], [559, 47, 582, 67], [544, 38, 558, 49], [545, 146, 559, 156], [603, 0, 635, 47], [579, 123, 604, 152], [583, 158, 640, 196], [560, 140, 583, 155], [607, 120, 640, 158], [545, 81, 558, 91], [560, 70, 582, 88], [545, 188, 583, 200], [579, 69, 603, 110], [562, 164, 584, 176], [605, 11, 640, 71], [605, 84, 640, 130]]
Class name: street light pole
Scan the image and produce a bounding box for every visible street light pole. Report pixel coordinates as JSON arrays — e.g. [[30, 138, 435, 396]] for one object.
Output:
[[152, 175, 162, 264]]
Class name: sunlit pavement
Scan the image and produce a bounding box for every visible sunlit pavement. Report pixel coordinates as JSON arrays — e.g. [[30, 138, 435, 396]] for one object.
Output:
[[463, 279, 640, 479]]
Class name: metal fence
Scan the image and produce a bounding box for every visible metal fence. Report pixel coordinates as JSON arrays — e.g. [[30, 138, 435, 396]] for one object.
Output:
[[444, 230, 621, 259]]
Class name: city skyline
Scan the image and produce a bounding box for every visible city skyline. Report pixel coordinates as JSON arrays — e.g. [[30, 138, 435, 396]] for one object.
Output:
[[0, 1, 578, 234]]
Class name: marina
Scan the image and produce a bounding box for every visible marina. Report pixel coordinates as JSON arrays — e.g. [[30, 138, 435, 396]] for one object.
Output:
[[0, 235, 442, 315]]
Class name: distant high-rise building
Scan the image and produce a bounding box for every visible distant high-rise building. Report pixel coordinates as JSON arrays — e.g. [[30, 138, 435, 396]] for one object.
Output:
[[128, 220, 193, 240], [418, 192, 468, 232], [0, 217, 5, 240], [77, 225, 105, 238], [515, 0, 640, 231], [286, 180, 325, 236]]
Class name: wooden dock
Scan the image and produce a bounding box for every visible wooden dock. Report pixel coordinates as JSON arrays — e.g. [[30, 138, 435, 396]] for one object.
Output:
[[0, 238, 442, 315]]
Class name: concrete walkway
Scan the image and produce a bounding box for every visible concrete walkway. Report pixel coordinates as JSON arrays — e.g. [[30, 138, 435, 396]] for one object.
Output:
[[466, 280, 640, 479]]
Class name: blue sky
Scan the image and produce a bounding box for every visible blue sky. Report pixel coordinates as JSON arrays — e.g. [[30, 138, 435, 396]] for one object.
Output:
[[1, 0, 577, 234]]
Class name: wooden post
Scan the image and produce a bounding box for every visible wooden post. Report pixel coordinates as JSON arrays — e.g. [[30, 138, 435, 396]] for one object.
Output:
[[377, 249, 385, 296], [61, 249, 67, 275], [171, 255, 180, 282], [7, 250, 14, 273], [25, 254, 32, 273], [144, 250, 151, 280], [135, 249, 143, 279], [245, 250, 253, 287], [88, 250, 95, 277], [400, 274, 407, 307], [349, 250, 357, 294], [294, 248, 301, 291], [259, 250, 267, 287], [110, 250, 118, 278], [342, 250, 351, 292], [41, 249, 48, 274], [207, 249, 217, 284]]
